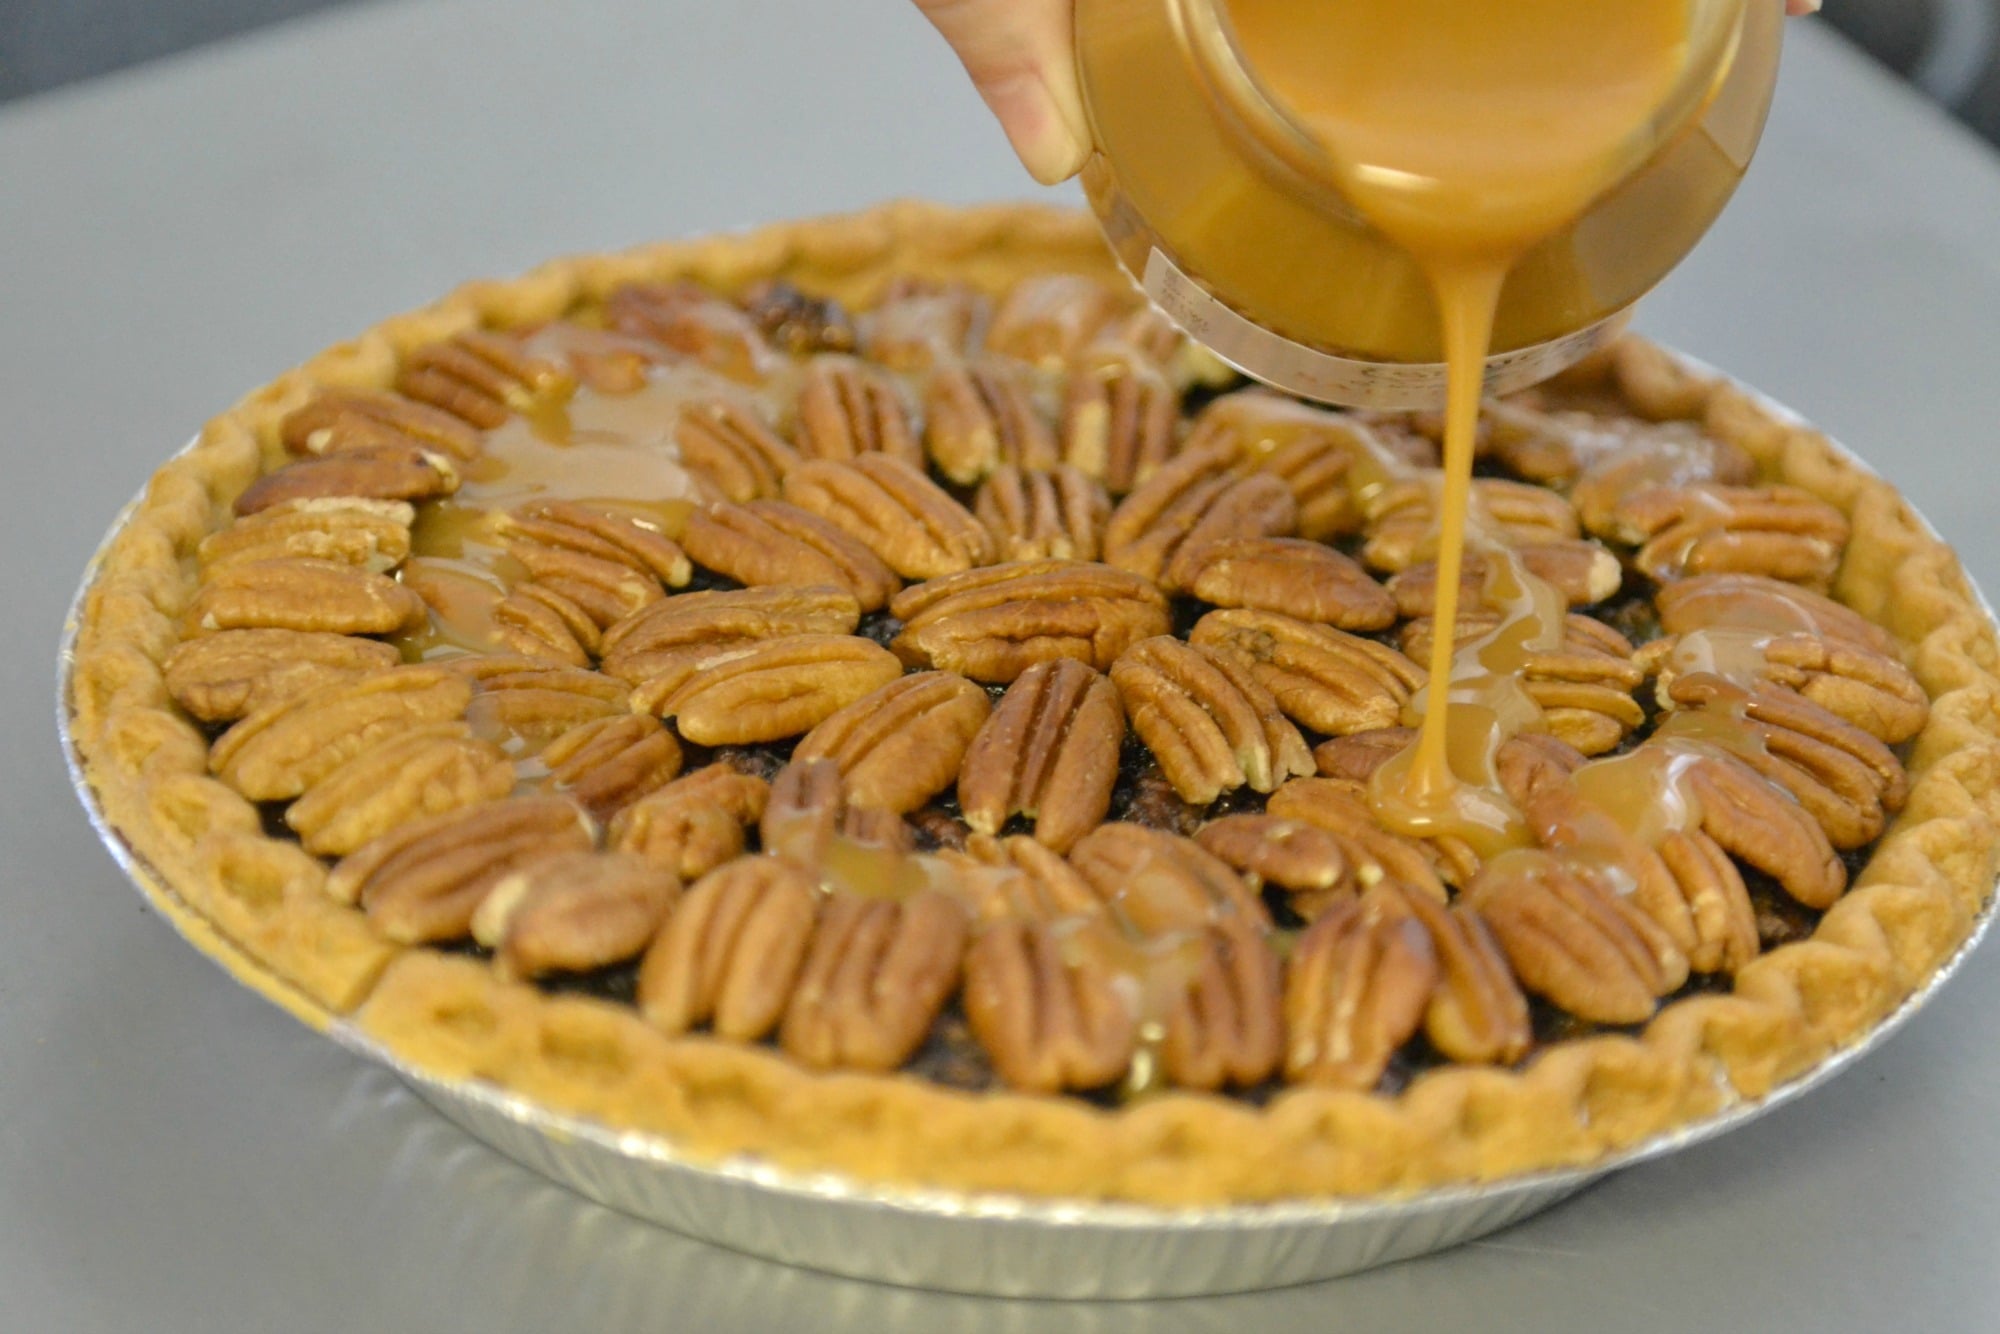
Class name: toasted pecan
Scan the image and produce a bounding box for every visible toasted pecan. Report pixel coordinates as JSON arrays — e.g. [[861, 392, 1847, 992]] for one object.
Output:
[[889, 559, 1170, 683], [957, 658, 1123, 852], [792, 671, 992, 814]]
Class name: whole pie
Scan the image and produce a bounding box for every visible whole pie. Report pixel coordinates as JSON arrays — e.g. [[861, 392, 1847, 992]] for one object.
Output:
[[66, 201, 2000, 1205]]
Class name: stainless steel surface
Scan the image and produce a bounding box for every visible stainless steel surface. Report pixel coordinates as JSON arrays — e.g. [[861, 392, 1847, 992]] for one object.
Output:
[[11, 4, 2000, 1328]]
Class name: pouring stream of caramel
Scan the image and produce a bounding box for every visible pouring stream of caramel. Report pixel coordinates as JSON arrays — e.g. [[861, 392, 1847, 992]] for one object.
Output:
[[1226, 0, 1698, 847]]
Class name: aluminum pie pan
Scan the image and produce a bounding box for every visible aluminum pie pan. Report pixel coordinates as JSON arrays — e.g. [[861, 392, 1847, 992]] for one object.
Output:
[[56, 367, 2000, 1300]]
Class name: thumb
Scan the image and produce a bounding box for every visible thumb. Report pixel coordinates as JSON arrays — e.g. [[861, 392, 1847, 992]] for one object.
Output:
[[914, 0, 1092, 185]]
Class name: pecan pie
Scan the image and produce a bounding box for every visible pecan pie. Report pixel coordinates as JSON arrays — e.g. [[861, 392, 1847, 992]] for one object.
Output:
[[67, 202, 2000, 1206]]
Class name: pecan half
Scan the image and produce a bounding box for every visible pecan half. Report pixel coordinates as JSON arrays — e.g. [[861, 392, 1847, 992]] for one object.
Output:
[[472, 850, 680, 982], [1646, 574, 1924, 744], [1658, 739, 1848, 911], [279, 387, 482, 462], [986, 273, 1124, 368], [1089, 304, 1181, 366], [940, 833, 1103, 922], [1570, 427, 1757, 535], [740, 278, 857, 355], [329, 794, 596, 944], [781, 455, 993, 579], [606, 281, 779, 383], [505, 500, 690, 586], [1194, 813, 1350, 903], [794, 354, 921, 466], [1399, 610, 1644, 757], [286, 722, 513, 857], [1607, 484, 1850, 589], [1111, 636, 1313, 804], [792, 671, 992, 813], [957, 657, 1123, 853], [973, 464, 1110, 562], [1654, 573, 1897, 657], [857, 277, 988, 372], [492, 583, 599, 666], [1264, 778, 1452, 900], [599, 584, 861, 685], [963, 918, 1137, 1092], [779, 891, 970, 1071], [637, 855, 820, 1040], [1656, 829, 1761, 974], [198, 497, 414, 575], [924, 360, 1058, 484], [505, 535, 665, 630], [1388, 539, 1623, 616], [1068, 822, 1271, 936], [1101, 443, 1297, 591], [1312, 728, 1585, 812], [1192, 608, 1425, 737], [396, 329, 571, 428], [609, 762, 770, 881], [680, 500, 900, 612], [1362, 477, 1580, 573], [185, 558, 426, 637], [1611, 337, 1719, 420], [673, 398, 799, 503], [889, 559, 1171, 682], [397, 557, 511, 657], [1466, 851, 1689, 1025], [1642, 629, 1930, 747], [537, 326, 660, 394], [540, 713, 685, 819], [1283, 885, 1440, 1089], [1060, 345, 1181, 494], [460, 663, 628, 752], [234, 444, 459, 517], [633, 634, 904, 745], [163, 628, 400, 724], [755, 761, 916, 901], [1476, 399, 1634, 486], [1525, 779, 1757, 975], [1396, 887, 1532, 1065], [759, 756, 852, 866], [1660, 674, 1904, 853], [210, 665, 473, 801], [1160, 916, 1284, 1091], [1186, 391, 1385, 541], [1182, 537, 1396, 631]]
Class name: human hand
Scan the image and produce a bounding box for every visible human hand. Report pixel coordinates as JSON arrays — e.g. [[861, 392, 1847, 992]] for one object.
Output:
[[918, 0, 1824, 185], [912, 0, 1090, 186]]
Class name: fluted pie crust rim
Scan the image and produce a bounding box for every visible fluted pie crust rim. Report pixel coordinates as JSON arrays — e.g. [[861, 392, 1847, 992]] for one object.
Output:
[[64, 200, 2000, 1206]]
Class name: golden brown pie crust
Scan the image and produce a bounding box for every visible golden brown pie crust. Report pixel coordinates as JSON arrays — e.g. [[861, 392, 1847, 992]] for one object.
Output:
[[66, 200, 2000, 1204]]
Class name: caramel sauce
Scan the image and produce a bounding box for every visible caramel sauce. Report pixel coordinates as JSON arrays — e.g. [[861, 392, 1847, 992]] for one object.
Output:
[[815, 835, 943, 903], [391, 329, 742, 656], [1570, 743, 1707, 845], [1229, 0, 1699, 848], [467, 364, 719, 516], [393, 555, 514, 660], [1650, 692, 1770, 760], [1669, 625, 1776, 682], [1054, 915, 1208, 1097], [1666, 586, 1823, 686]]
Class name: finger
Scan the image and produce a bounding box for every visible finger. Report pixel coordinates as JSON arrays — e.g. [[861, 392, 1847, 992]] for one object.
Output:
[[914, 0, 1090, 184], [1786, 0, 1821, 14]]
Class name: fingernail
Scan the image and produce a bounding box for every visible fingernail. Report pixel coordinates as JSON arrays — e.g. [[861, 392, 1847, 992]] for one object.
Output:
[[999, 79, 1091, 185]]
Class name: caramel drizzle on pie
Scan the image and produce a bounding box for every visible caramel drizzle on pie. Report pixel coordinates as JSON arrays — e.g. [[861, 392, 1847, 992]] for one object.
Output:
[[178, 268, 1913, 1101]]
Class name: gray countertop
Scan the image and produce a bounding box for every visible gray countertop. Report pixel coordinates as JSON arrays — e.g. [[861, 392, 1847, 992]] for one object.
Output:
[[7, 4, 2000, 1329]]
